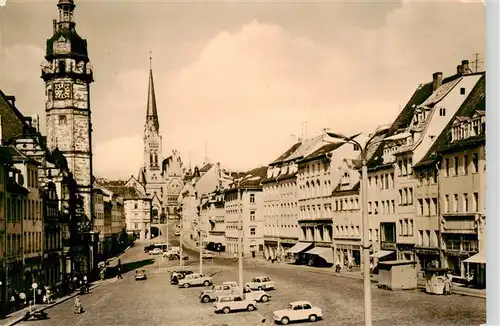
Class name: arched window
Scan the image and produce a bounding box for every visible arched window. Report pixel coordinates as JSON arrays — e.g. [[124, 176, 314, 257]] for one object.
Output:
[[150, 153, 153, 167]]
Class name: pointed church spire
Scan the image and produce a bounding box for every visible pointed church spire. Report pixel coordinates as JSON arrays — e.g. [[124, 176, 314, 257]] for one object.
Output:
[[146, 51, 159, 131]]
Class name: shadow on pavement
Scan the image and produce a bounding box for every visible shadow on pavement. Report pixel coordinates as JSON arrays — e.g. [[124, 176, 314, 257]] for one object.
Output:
[[107, 259, 155, 276]]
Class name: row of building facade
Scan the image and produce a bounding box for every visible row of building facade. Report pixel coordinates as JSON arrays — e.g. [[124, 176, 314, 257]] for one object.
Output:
[[178, 60, 486, 288]]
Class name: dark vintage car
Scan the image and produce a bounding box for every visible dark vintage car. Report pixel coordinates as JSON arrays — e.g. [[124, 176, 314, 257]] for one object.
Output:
[[144, 244, 155, 253], [135, 270, 147, 281], [170, 270, 194, 284], [168, 253, 189, 261]]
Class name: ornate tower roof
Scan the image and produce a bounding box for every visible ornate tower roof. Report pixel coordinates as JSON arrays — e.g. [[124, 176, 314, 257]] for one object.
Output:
[[146, 53, 160, 132], [45, 0, 89, 61]]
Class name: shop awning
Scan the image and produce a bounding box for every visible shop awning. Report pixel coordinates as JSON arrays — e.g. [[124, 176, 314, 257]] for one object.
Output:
[[370, 250, 394, 259], [463, 251, 486, 264], [286, 242, 313, 254], [305, 247, 334, 264]]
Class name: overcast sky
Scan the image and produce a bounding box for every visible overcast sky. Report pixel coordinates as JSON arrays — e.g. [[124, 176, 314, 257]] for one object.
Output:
[[0, 0, 485, 180]]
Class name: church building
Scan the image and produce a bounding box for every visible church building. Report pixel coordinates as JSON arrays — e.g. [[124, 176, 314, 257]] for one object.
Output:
[[132, 59, 185, 221]]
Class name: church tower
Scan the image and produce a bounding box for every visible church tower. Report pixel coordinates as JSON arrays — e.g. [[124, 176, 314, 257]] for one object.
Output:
[[143, 55, 163, 198], [41, 0, 94, 221]]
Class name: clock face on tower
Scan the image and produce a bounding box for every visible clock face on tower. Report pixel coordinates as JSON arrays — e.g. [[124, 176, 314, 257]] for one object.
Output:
[[54, 83, 71, 100]]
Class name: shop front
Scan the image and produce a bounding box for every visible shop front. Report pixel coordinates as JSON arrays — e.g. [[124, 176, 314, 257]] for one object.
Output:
[[286, 241, 314, 264], [415, 246, 440, 274], [304, 242, 334, 267], [397, 243, 415, 261], [335, 242, 361, 267]]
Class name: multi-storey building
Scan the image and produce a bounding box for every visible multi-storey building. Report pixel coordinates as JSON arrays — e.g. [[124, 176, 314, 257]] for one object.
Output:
[[93, 187, 104, 255], [415, 73, 485, 283], [0, 147, 30, 295], [224, 167, 267, 255], [199, 190, 226, 251], [262, 142, 302, 261], [331, 159, 362, 267], [41, 180, 62, 285], [292, 132, 363, 266], [367, 61, 485, 273]]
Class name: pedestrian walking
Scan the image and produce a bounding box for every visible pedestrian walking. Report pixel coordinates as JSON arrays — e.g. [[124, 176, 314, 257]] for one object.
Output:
[[117, 265, 123, 279]]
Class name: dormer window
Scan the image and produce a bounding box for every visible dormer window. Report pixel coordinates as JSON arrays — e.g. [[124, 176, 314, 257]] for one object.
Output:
[[439, 108, 446, 116], [472, 119, 480, 136]]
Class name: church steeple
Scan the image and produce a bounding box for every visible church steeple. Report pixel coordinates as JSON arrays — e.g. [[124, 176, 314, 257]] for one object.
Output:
[[146, 52, 159, 132]]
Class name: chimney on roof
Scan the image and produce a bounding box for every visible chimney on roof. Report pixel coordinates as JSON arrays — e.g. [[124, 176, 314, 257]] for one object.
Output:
[[5, 95, 15, 107], [432, 72, 443, 91], [462, 60, 470, 74], [456, 64, 463, 76]]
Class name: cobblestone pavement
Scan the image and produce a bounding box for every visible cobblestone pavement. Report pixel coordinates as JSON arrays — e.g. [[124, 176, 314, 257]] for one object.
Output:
[[18, 224, 486, 326]]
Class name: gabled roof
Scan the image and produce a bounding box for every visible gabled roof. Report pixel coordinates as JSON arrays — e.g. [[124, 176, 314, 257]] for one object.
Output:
[[415, 73, 486, 168], [226, 166, 268, 192], [271, 142, 302, 165], [199, 163, 213, 173], [365, 75, 456, 169], [298, 142, 344, 164], [332, 181, 360, 197]]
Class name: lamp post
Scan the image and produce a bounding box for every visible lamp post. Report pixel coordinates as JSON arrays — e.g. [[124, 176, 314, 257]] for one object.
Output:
[[326, 127, 389, 326], [199, 210, 203, 274]]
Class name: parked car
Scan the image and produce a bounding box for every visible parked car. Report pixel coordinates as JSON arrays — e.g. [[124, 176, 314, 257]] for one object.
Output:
[[148, 248, 163, 255], [243, 287, 271, 302], [144, 244, 154, 253], [168, 253, 189, 261], [170, 270, 193, 284], [245, 276, 275, 290], [273, 301, 323, 325], [200, 284, 237, 303], [213, 294, 257, 314], [202, 251, 216, 259], [134, 270, 147, 281], [178, 273, 213, 288]]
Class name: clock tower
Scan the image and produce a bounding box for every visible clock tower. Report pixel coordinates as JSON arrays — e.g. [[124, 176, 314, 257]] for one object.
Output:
[[41, 0, 94, 221]]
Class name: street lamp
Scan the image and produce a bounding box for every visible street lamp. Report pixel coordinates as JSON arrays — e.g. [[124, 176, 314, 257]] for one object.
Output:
[[232, 177, 245, 291], [326, 127, 389, 326], [199, 210, 203, 274]]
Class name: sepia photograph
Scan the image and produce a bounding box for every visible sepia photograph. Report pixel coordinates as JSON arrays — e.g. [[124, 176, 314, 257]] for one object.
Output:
[[0, 0, 490, 325]]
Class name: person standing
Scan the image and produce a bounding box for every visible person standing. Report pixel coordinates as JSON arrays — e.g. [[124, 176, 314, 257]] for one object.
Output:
[[116, 265, 123, 279]]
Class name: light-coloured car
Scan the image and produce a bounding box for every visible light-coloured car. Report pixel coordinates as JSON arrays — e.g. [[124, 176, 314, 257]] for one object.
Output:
[[202, 251, 215, 259], [148, 248, 163, 255], [243, 287, 271, 302], [273, 301, 323, 325], [178, 273, 213, 288], [245, 276, 275, 290], [213, 294, 257, 314], [200, 284, 235, 303]]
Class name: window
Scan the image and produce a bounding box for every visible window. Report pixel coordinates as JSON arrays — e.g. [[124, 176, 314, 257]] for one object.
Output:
[[472, 153, 479, 173], [463, 155, 468, 175], [463, 193, 468, 212], [439, 108, 446, 116], [454, 157, 459, 176], [409, 219, 413, 236], [444, 158, 450, 177], [453, 194, 459, 212], [418, 230, 423, 246], [59, 115, 67, 125], [249, 194, 255, 204], [418, 199, 424, 215], [58, 60, 66, 73], [134, 203, 138, 209], [444, 195, 450, 213], [408, 188, 413, 205], [390, 173, 394, 188], [391, 200, 395, 213], [399, 220, 403, 236], [460, 87, 466, 95], [250, 211, 255, 221], [432, 198, 438, 216], [473, 192, 479, 212], [250, 228, 256, 235], [408, 158, 413, 175]]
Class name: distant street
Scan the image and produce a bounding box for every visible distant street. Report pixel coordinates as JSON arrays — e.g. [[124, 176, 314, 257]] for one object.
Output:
[[19, 222, 486, 326]]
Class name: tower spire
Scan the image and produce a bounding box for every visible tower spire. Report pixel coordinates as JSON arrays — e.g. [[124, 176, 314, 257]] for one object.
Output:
[[146, 52, 159, 131]]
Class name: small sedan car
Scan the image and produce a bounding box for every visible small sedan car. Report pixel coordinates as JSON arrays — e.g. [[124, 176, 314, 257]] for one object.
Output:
[[273, 301, 323, 325], [170, 270, 193, 284], [202, 251, 215, 259], [213, 294, 257, 314], [178, 273, 213, 288], [243, 287, 271, 302], [148, 248, 163, 255], [245, 276, 275, 291], [134, 270, 147, 281], [200, 284, 235, 303]]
